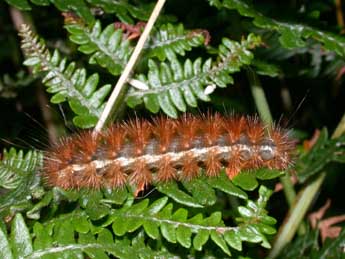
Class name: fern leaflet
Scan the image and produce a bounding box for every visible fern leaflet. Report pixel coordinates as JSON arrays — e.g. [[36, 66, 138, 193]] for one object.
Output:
[[127, 34, 261, 117], [19, 24, 111, 128], [0, 148, 41, 190], [145, 23, 208, 61], [65, 20, 133, 76]]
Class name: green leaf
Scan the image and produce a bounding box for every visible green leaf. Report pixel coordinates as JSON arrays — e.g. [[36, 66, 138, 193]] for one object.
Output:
[[30, 0, 49, 6], [87, 0, 152, 23], [252, 60, 281, 77], [5, 0, 31, 10], [238, 206, 254, 218], [33, 222, 53, 254], [26, 191, 53, 219], [255, 169, 285, 180], [193, 229, 209, 251], [224, 230, 242, 251], [158, 92, 178, 118], [112, 215, 128, 236], [72, 216, 90, 234], [50, 92, 66, 103], [232, 172, 258, 191], [207, 171, 248, 199], [23, 57, 40, 66], [0, 226, 13, 259], [10, 214, 33, 258], [147, 197, 169, 214], [238, 226, 263, 243], [50, 0, 94, 24], [210, 231, 231, 256], [160, 205, 177, 243], [73, 114, 98, 128], [79, 232, 108, 259], [182, 177, 217, 206], [143, 221, 160, 240], [205, 212, 222, 226], [176, 225, 192, 248], [103, 187, 128, 205], [169, 87, 187, 112], [82, 192, 110, 220], [157, 182, 203, 208], [54, 220, 76, 245]]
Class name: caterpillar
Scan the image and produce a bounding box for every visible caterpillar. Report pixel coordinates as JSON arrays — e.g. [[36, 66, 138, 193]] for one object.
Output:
[[43, 113, 295, 192]]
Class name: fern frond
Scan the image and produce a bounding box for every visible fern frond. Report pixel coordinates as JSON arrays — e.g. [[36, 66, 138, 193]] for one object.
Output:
[[65, 20, 133, 76], [19, 24, 111, 128], [0, 148, 42, 190], [1, 212, 196, 259], [0, 148, 42, 217], [87, 0, 153, 23], [213, 0, 345, 57], [109, 185, 275, 256], [127, 34, 261, 117], [156, 172, 248, 208], [146, 23, 208, 61]]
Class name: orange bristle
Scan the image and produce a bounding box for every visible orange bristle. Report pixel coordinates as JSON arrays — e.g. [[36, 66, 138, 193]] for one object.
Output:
[[223, 115, 246, 143], [204, 150, 221, 177], [202, 112, 224, 146], [74, 131, 99, 163], [177, 114, 200, 149], [245, 117, 265, 144], [226, 148, 244, 179], [156, 156, 176, 182], [152, 116, 176, 153], [124, 117, 152, 156], [181, 153, 200, 180], [226, 160, 242, 179], [129, 159, 153, 188], [50, 137, 75, 169], [55, 168, 75, 189], [104, 124, 126, 159], [78, 164, 102, 189], [103, 162, 127, 188]]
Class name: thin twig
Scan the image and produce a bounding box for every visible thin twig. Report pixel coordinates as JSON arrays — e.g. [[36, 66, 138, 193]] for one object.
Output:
[[94, 0, 166, 133]]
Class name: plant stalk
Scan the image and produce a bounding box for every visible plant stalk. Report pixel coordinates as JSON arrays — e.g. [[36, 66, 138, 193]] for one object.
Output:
[[94, 0, 166, 132]]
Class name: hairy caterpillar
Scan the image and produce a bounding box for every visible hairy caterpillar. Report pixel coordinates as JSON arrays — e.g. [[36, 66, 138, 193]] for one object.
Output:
[[43, 113, 295, 192]]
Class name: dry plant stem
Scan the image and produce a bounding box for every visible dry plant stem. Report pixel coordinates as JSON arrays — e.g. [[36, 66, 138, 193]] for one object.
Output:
[[269, 112, 345, 258], [335, 0, 344, 30], [246, 69, 297, 206], [269, 173, 326, 258], [94, 0, 166, 133], [10, 7, 58, 143]]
